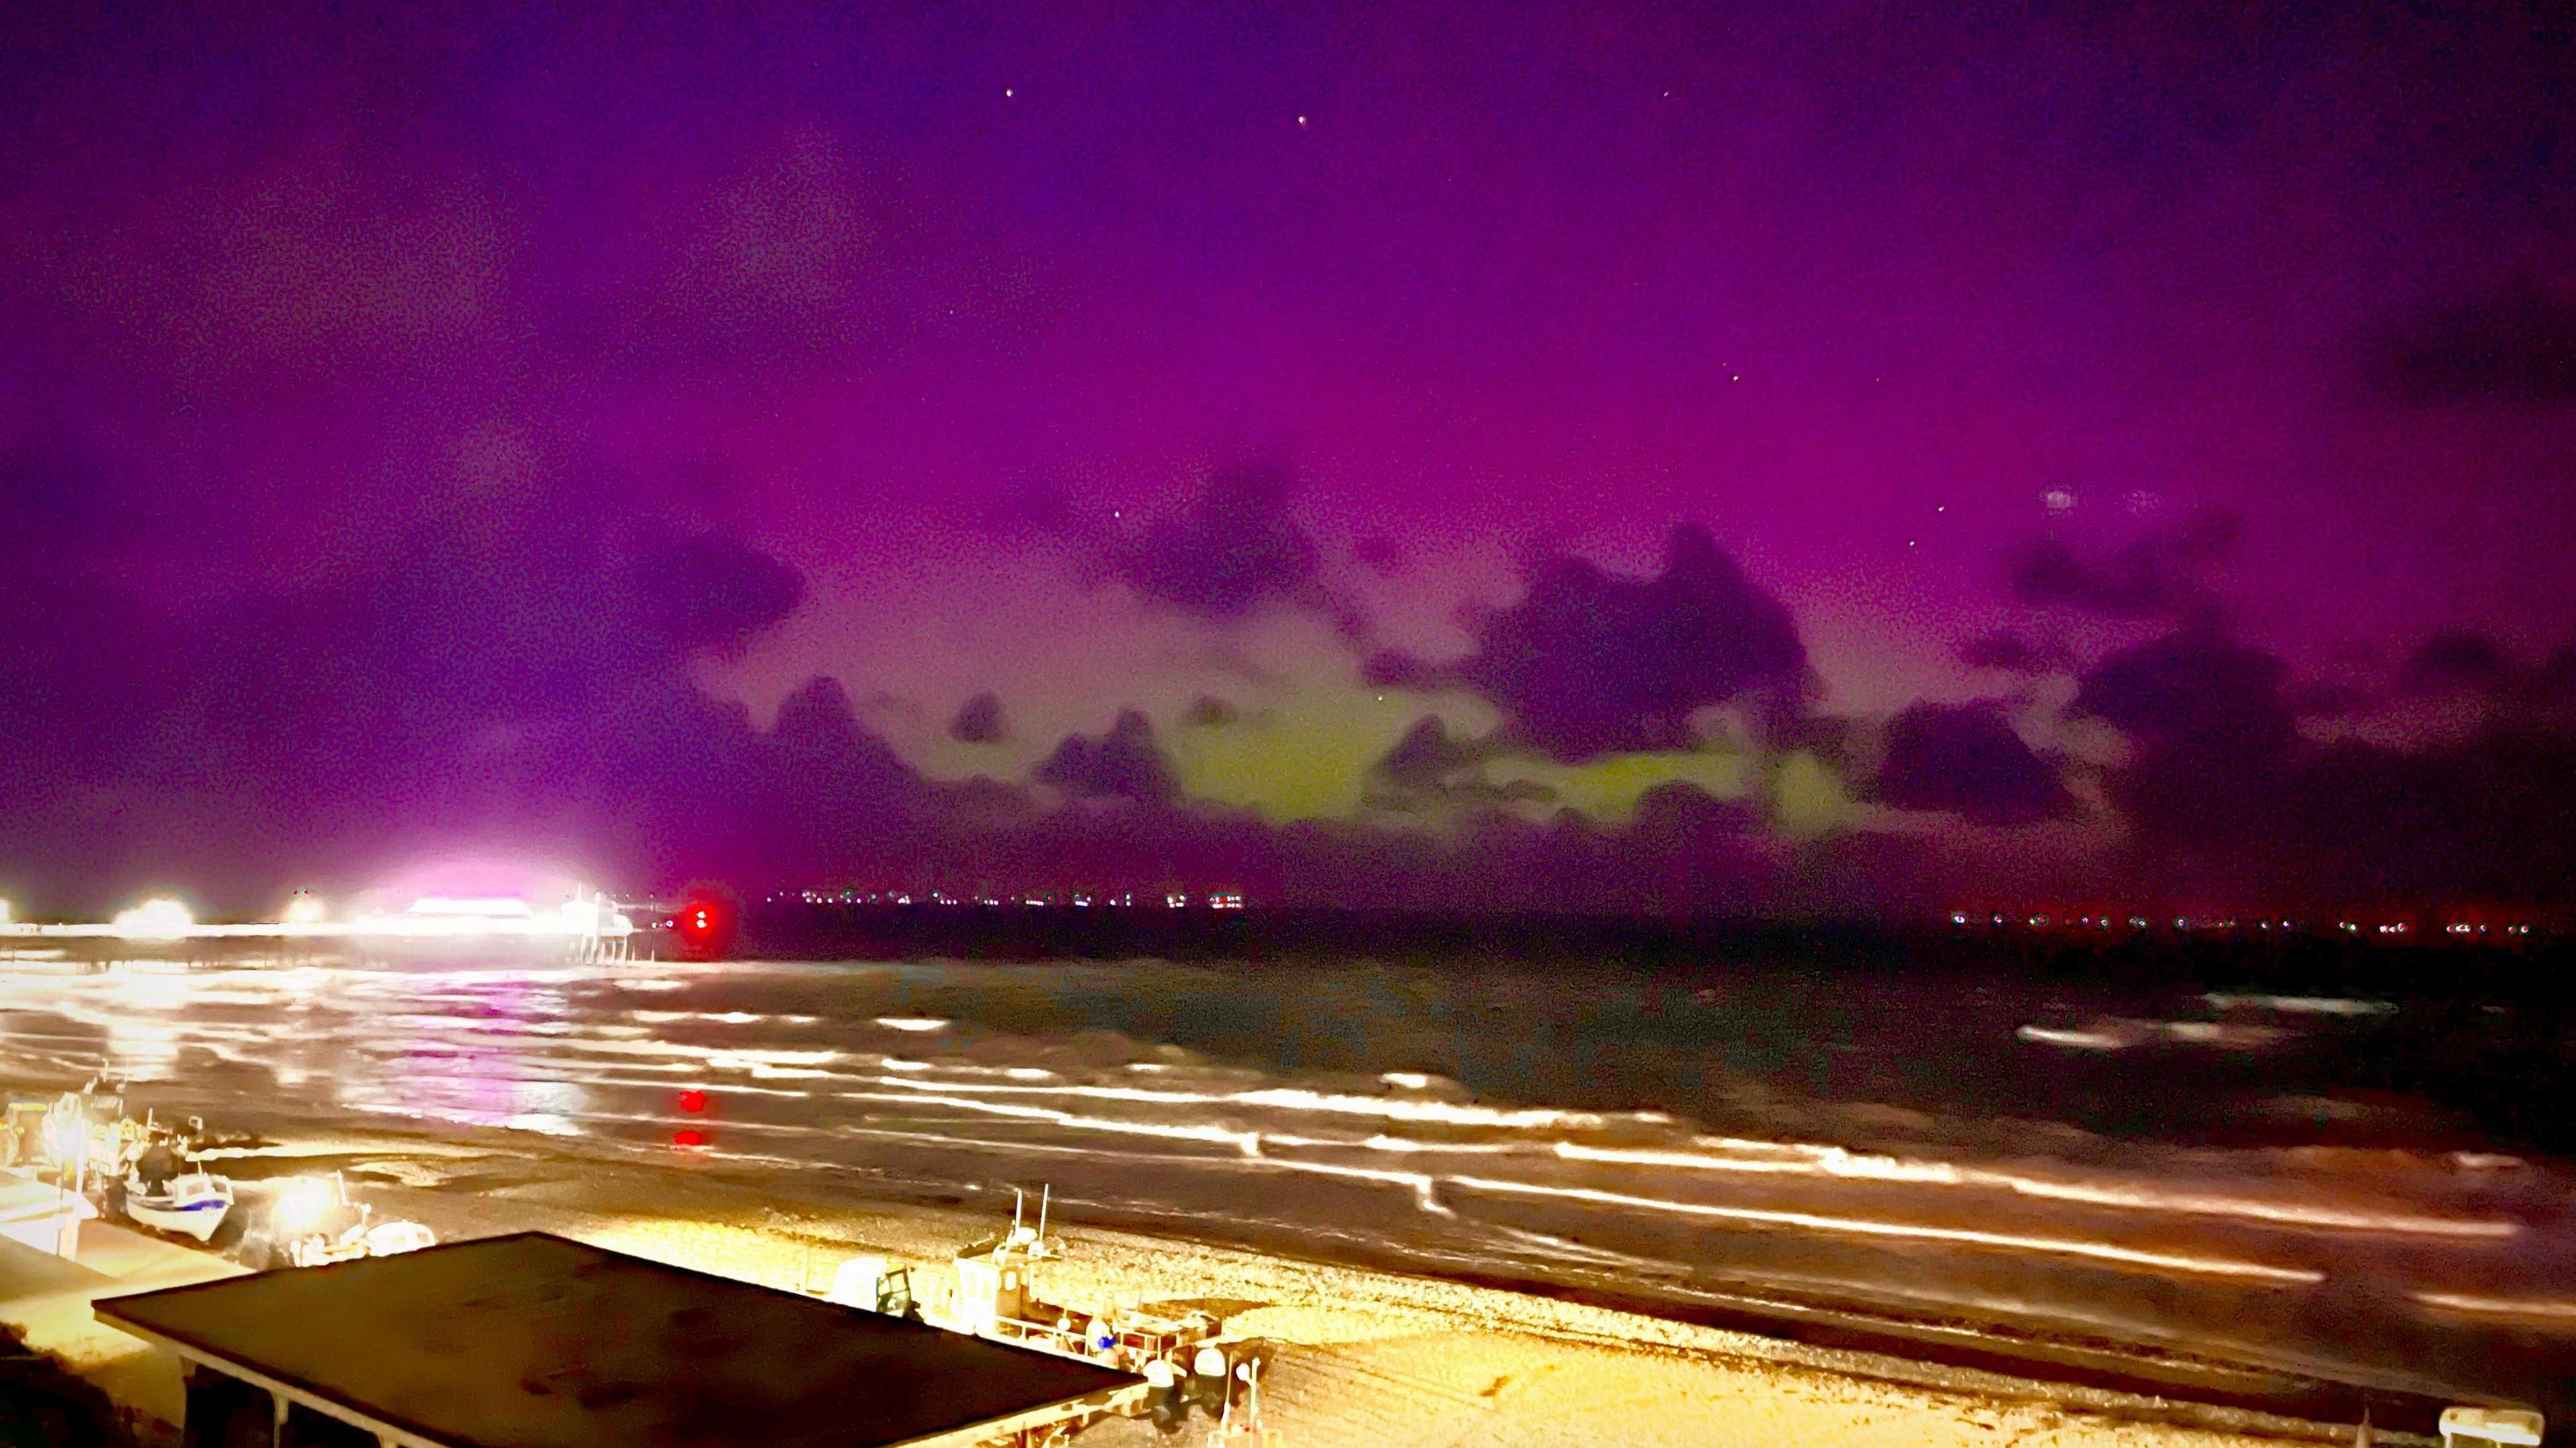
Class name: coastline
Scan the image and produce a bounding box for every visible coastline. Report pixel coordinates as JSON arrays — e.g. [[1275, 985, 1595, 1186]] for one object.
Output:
[[170, 1115, 2428, 1445]]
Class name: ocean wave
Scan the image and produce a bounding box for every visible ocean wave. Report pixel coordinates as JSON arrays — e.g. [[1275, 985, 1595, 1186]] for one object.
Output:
[[1447, 1175, 2326, 1283], [2018, 1017, 2288, 1051], [2204, 993, 2397, 1017], [865, 1074, 1619, 1131], [1554, 1141, 2518, 1238]]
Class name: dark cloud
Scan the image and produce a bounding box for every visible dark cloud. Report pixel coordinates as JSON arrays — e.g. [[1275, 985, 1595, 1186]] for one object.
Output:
[[2371, 284, 2576, 404], [1870, 702, 2074, 828], [1627, 781, 1761, 850], [1181, 695, 1240, 728], [2399, 630, 2516, 693], [2283, 732, 2576, 901], [2007, 514, 2237, 621], [1760, 711, 1857, 767], [0, 465, 939, 909], [2070, 629, 2298, 851], [1361, 777, 1557, 816], [632, 524, 806, 660], [1360, 716, 1550, 814], [1368, 716, 1490, 789], [2066, 626, 2576, 902], [2072, 629, 2296, 758], [0, 447, 1932, 916], [1362, 650, 1444, 689], [1115, 465, 1320, 621], [1033, 710, 1179, 803], [948, 691, 1006, 744], [760, 677, 930, 879], [1383, 524, 1807, 763], [1959, 630, 2065, 675]]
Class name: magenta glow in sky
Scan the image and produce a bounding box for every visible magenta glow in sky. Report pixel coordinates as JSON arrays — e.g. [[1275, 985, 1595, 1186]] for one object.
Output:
[[3, 3, 2573, 913]]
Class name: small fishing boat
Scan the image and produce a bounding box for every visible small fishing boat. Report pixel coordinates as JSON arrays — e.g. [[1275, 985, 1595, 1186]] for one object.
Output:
[[939, 1187, 1224, 1374], [123, 1169, 233, 1243], [271, 1173, 435, 1268]]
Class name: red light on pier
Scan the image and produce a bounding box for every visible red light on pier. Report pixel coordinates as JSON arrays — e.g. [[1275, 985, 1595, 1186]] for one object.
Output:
[[672, 1128, 707, 1148], [669, 885, 739, 960], [678, 1089, 707, 1114]]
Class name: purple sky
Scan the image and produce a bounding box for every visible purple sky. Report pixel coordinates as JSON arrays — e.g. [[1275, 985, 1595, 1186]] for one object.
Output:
[[3, 3, 2573, 915]]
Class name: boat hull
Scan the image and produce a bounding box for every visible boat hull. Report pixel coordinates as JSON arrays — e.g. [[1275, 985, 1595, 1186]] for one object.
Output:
[[126, 1197, 229, 1243], [124, 1173, 234, 1243]]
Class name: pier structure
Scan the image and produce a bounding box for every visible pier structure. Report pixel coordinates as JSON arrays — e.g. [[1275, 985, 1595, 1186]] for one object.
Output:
[[0, 893, 643, 962]]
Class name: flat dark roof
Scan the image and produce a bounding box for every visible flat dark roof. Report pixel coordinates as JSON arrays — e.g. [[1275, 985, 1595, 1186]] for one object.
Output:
[[96, 1232, 1138, 1448]]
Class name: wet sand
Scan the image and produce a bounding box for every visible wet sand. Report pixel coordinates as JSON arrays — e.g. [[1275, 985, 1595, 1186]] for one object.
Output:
[[193, 1124, 2402, 1447]]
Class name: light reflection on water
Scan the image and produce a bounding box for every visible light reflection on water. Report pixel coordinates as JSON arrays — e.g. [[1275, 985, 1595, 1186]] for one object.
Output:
[[0, 950, 2567, 1413]]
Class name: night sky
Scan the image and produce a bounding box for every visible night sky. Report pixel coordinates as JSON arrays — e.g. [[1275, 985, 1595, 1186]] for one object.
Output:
[[4, 3, 2573, 915]]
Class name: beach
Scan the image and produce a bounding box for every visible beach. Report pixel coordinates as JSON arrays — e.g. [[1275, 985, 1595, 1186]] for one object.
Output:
[[7, 948, 2561, 1440], [158, 1121, 2384, 1448]]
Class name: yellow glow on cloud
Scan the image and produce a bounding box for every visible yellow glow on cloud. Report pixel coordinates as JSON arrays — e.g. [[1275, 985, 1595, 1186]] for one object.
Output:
[[1768, 752, 1854, 838], [1489, 749, 1752, 823], [1168, 686, 1485, 819]]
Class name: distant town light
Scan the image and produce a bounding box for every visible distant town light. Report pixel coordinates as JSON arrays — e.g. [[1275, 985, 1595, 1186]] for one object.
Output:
[[280, 893, 329, 926]]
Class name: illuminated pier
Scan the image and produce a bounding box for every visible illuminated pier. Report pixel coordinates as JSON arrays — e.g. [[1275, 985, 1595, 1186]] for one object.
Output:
[[0, 893, 643, 960]]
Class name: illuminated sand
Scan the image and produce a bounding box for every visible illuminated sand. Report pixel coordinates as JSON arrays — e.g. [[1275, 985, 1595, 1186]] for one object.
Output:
[[0, 1221, 245, 1441], [254, 1135, 2374, 1448]]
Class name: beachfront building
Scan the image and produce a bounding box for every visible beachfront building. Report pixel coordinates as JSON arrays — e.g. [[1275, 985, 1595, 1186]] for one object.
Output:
[[95, 1232, 1146, 1448]]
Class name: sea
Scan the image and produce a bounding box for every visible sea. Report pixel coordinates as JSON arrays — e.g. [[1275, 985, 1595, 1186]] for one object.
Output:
[[1, 934, 2569, 1425]]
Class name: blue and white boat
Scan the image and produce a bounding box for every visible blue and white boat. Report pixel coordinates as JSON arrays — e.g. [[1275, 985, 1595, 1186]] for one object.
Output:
[[123, 1169, 233, 1243]]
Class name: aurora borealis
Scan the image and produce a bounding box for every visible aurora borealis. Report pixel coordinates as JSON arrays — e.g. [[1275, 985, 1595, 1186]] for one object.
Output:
[[3, 3, 2574, 913]]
